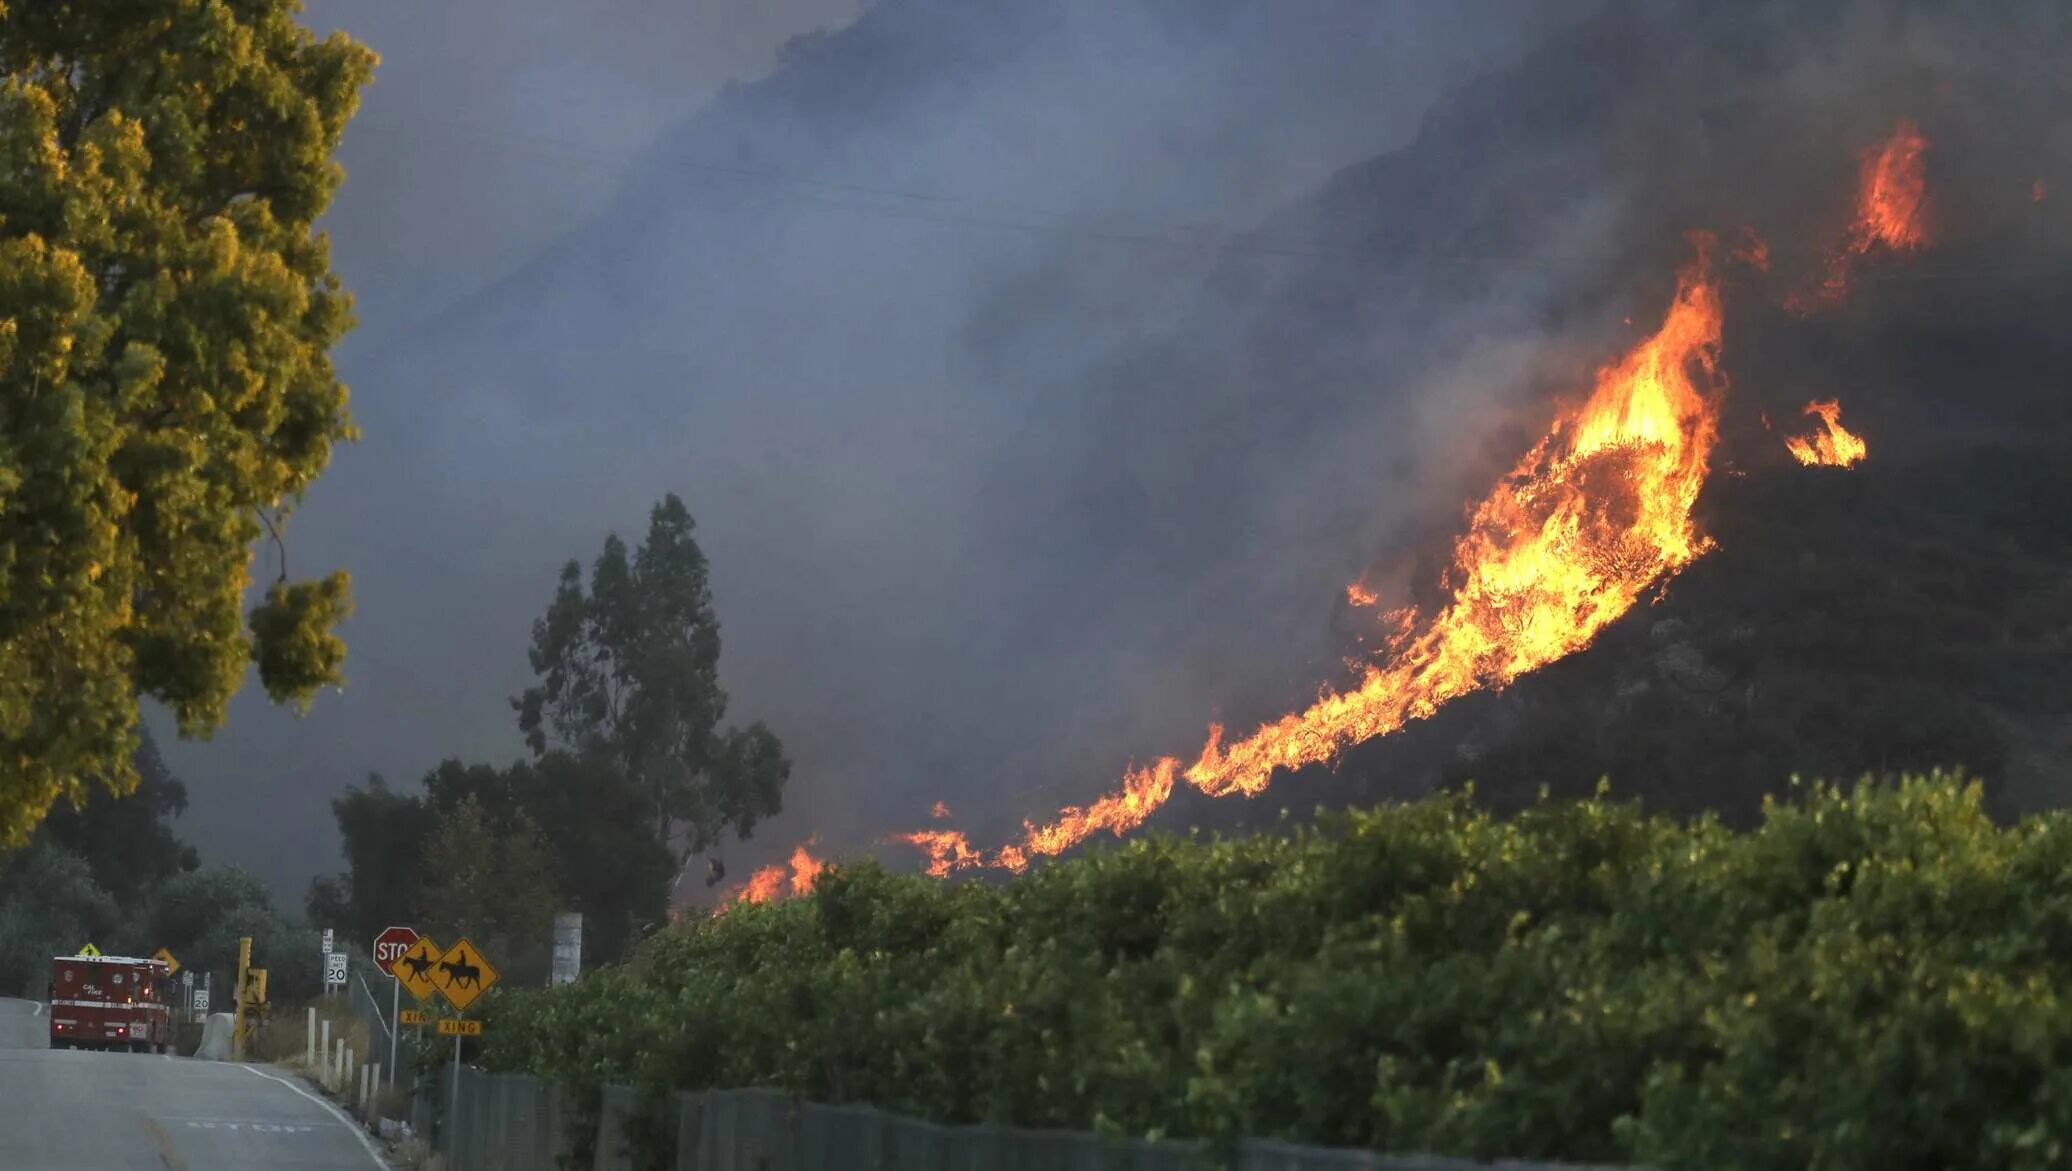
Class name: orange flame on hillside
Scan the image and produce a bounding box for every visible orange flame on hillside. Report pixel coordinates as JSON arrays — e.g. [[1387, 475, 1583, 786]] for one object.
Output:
[[1852, 121, 1932, 253], [730, 840, 828, 905], [1796, 121, 1932, 310], [883, 242, 1725, 877], [1345, 581, 1379, 607], [1783, 399, 1866, 468], [891, 828, 984, 878]]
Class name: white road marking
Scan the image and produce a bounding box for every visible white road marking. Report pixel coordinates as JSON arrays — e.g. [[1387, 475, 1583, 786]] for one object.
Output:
[[240, 1065, 390, 1169]]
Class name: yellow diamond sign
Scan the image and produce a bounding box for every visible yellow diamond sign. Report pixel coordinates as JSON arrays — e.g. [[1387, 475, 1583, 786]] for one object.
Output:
[[153, 947, 180, 975], [394, 936, 443, 1004], [77, 942, 100, 957], [434, 937, 498, 1013]]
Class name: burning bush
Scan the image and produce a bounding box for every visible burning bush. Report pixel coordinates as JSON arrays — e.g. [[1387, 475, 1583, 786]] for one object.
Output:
[[480, 773, 2072, 1170]]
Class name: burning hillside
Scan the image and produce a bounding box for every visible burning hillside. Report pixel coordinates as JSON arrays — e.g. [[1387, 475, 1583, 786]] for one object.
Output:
[[711, 5, 2072, 911], [727, 114, 1971, 906], [883, 241, 1725, 884]]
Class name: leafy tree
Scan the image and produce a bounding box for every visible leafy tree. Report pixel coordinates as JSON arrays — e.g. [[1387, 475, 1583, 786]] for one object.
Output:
[[138, 864, 318, 1003], [0, 2, 375, 845], [419, 795, 560, 986], [38, 724, 199, 903], [514, 494, 789, 852], [424, 752, 673, 965], [308, 773, 430, 944], [0, 841, 119, 996]]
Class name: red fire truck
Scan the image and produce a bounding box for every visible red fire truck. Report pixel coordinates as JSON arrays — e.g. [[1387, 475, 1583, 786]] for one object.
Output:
[[47, 953, 175, 1053]]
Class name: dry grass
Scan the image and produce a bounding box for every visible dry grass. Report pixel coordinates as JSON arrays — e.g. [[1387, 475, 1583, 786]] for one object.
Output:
[[252, 996, 379, 1070]]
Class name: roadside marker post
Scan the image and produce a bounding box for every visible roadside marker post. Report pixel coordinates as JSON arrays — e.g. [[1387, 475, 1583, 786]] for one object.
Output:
[[429, 937, 500, 1150]]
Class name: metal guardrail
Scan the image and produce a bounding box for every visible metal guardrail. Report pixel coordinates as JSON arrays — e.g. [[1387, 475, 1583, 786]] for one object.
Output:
[[428, 1068, 1634, 1171]]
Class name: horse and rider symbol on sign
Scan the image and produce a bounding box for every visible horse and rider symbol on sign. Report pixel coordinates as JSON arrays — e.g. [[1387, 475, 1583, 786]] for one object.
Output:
[[393, 934, 499, 1012]]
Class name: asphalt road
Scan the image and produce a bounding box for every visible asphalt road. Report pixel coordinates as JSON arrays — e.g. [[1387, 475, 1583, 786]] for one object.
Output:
[[0, 997, 389, 1170]]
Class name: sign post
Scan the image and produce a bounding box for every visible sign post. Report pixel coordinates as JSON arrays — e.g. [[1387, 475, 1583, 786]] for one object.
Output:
[[372, 926, 420, 1088], [432, 937, 499, 1147], [320, 929, 335, 1000]]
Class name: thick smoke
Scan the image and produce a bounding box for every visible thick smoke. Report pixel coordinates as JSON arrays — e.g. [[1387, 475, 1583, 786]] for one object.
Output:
[[161, 0, 2072, 896]]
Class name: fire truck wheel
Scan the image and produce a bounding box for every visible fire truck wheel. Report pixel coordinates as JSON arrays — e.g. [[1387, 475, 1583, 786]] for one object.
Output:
[[49, 1039, 67, 1051]]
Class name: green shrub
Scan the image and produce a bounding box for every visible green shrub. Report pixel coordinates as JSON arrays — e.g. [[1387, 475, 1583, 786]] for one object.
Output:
[[478, 773, 2072, 1170]]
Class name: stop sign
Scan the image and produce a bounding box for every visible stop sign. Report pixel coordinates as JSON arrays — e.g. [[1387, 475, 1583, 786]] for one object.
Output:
[[372, 926, 420, 976]]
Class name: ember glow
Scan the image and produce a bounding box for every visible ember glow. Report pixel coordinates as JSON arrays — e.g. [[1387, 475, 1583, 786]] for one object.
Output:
[[1784, 399, 1867, 468], [1345, 581, 1379, 607]]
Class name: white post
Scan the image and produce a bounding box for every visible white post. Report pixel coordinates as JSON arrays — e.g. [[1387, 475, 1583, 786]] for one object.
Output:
[[388, 978, 400, 1087], [334, 1038, 346, 1091], [367, 1062, 380, 1117], [358, 1062, 369, 1116], [306, 1007, 316, 1068], [346, 1046, 355, 1095], [319, 1019, 331, 1083]]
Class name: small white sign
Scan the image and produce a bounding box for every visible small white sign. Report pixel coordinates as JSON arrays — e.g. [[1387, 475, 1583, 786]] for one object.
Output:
[[321, 928, 334, 956], [192, 990, 210, 1014], [324, 952, 348, 987]]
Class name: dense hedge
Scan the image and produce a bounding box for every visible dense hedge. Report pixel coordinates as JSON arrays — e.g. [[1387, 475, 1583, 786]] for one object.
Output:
[[478, 774, 2072, 1170]]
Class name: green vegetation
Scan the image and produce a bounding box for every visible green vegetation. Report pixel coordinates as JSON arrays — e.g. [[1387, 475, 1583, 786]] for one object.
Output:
[[0, 726, 317, 1001], [514, 492, 791, 852], [479, 774, 2072, 1171], [0, 2, 374, 845], [308, 494, 788, 977]]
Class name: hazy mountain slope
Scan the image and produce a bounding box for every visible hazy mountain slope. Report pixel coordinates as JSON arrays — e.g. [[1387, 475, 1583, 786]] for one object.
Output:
[[330, 0, 2070, 891]]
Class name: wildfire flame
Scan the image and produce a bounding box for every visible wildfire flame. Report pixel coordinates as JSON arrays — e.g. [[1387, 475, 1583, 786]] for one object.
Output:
[[889, 241, 1725, 876], [1796, 121, 1932, 309], [1851, 121, 1932, 253], [890, 828, 985, 879], [722, 124, 1931, 910], [730, 840, 828, 905], [1783, 399, 1867, 468]]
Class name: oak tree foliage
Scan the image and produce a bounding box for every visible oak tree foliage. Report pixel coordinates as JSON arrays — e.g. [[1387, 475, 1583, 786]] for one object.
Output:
[[0, 2, 374, 843]]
